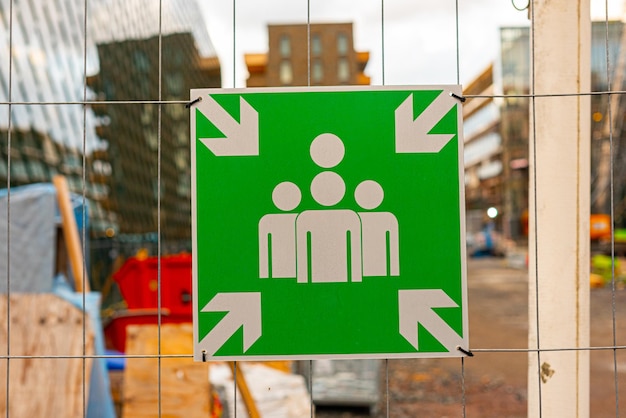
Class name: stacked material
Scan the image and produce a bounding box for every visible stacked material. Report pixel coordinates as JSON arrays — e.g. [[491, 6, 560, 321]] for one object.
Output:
[[210, 363, 311, 418]]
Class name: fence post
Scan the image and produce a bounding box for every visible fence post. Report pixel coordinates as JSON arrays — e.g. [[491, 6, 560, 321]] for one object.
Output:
[[528, 0, 591, 417]]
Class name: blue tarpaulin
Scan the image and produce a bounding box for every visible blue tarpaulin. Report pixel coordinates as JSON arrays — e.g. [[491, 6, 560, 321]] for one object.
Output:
[[0, 183, 114, 418]]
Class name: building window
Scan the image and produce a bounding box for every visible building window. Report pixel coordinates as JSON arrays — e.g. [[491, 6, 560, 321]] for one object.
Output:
[[64, 153, 81, 171], [311, 34, 322, 56], [11, 160, 29, 181], [145, 129, 158, 150], [141, 104, 153, 125], [279, 35, 291, 58], [103, 78, 115, 100], [42, 138, 60, 165], [165, 73, 184, 96], [172, 49, 185, 67], [93, 160, 112, 177], [167, 103, 185, 120], [337, 33, 348, 56], [175, 149, 188, 170], [312, 60, 323, 83], [133, 51, 150, 72], [28, 161, 47, 181], [338, 58, 350, 83], [177, 173, 191, 197], [279, 61, 293, 85]]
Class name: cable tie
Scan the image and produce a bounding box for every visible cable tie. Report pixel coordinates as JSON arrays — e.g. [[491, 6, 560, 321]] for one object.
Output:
[[201, 350, 207, 362], [456, 346, 474, 357], [186, 96, 202, 109], [450, 92, 466, 103]]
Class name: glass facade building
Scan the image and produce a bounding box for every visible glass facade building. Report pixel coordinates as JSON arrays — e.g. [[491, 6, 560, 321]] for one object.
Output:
[[0, 0, 220, 240], [464, 21, 626, 239]]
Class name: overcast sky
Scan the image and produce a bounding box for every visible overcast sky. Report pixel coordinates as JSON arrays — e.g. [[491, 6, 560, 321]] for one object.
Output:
[[200, 0, 623, 88]]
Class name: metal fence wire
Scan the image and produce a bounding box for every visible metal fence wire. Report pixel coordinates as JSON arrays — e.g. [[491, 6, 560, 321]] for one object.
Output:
[[1, 0, 626, 417]]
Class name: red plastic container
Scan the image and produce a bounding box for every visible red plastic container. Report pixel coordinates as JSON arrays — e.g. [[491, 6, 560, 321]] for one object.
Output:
[[113, 253, 193, 316], [105, 254, 194, 352]]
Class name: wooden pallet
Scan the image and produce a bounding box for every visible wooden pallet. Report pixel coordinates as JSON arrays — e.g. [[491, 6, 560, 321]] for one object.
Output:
[[122, 323, 213, 418], [0, 294, 94, 418]]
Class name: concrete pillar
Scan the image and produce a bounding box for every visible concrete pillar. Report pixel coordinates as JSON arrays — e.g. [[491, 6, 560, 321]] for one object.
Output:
[[528, 1, 590, 417]]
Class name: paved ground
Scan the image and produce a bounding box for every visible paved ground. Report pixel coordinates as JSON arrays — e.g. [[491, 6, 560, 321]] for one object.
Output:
[[317, 257, 626, 417]]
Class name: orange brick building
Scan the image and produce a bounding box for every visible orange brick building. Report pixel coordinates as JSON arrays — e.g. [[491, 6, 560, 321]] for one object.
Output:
[[245, 23, 370, 87]]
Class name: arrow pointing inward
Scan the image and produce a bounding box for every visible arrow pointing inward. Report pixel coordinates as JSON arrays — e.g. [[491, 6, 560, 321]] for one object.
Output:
[[196, 95, 259, 156], [395, 91, 457, 154], [398, 289, 463, 352], [199, 292, 262, 356]]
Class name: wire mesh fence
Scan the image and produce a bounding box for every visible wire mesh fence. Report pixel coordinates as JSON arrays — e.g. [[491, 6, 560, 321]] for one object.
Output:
[[1, 0, 626, 417]]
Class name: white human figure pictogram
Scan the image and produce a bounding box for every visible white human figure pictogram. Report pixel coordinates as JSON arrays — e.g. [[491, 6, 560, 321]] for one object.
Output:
[[296, 134, 362, 283], [258, 181, 301, 278], [355, 180, 400, 277]]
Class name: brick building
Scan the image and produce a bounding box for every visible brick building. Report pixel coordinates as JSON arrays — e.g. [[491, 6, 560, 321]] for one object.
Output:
[[245, 23, 370, 87]]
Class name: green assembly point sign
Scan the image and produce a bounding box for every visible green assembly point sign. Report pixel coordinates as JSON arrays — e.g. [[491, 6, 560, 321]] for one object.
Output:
[[190, 86, 468, 361]]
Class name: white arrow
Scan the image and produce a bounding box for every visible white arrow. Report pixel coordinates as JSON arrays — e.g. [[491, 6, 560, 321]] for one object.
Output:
[[395, 91, 457, 154], [198, 292, 262, 356], [398, 289, 463, 352], [196, 95, 259, 156]]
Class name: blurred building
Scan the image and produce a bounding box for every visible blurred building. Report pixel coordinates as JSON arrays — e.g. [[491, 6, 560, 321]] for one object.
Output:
[[463, 27, 530, 240], [0, 0, 220, 243], [87, 32, 220, 241], [0, 0, 110, 231], [245, 22, 370, 87], [463, 21, 626, 240]]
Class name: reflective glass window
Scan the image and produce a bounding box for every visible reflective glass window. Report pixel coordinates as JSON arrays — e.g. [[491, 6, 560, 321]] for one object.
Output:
[[337, 33, 348, 56], [280, 61, 293, 85], [337, 58, 349, 83], [279, 35, 291, 58]]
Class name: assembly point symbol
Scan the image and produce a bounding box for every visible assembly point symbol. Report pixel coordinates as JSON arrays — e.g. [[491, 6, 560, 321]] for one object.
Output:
[[298, 134, 361, 283], [258, 133, 400, 283], [355, 180, 399, 277], [258, 181, 301, 279]]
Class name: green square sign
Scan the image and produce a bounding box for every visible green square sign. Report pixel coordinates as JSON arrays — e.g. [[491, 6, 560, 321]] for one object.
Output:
[[190, 86, 468, 361]]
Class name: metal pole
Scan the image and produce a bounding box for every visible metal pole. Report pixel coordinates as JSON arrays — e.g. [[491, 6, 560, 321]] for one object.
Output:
[[528, 0, 590, 416]]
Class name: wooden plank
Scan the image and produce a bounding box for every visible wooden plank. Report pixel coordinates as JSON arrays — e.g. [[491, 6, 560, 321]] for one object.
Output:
[[0, 294, 94, 418], [53, 175, 90, 293], [122, 324, 211, 418], [109, 370, 124, 418], [228, 362, 260, 418]]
